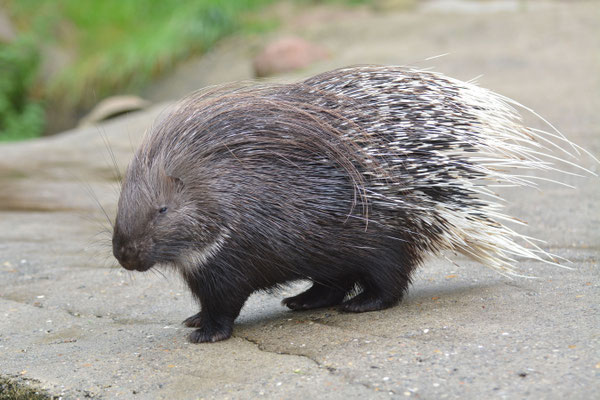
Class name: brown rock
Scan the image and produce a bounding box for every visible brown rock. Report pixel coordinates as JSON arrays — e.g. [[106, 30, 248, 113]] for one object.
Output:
[[78, 95, 151, 126], [0, 8, 16, 43], [252, 36, 328, 78]]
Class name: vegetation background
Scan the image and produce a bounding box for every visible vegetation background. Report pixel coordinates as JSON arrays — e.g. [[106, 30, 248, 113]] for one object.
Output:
[[1, 0, 368, 141]]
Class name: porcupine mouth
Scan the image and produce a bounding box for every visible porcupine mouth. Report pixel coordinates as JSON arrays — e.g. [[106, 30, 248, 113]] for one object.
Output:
[[117, 259, 155, 272]]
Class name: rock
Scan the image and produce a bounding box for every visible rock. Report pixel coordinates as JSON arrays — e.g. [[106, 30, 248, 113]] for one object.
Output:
[[78, 95, 151, 126], [252, 36, 328, 78], [0, 8, 16, 43]]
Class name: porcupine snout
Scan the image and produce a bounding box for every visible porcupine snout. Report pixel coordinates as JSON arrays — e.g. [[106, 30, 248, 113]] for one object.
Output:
[[112, 232, 152, 272]]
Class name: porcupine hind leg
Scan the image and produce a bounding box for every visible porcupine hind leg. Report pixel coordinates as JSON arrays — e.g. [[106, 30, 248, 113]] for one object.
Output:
[[341, 250, 417, 313], [282, 280, 354, 311]]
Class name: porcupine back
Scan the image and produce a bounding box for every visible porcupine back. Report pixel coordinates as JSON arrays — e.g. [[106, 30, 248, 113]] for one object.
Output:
[[140, 65, 585, 280], [299, 65, 577, 276]]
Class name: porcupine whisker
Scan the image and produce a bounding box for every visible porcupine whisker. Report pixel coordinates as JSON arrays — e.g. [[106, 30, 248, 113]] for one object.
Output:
[[98, 129, 123, 185], [79, 179, 114, 230]]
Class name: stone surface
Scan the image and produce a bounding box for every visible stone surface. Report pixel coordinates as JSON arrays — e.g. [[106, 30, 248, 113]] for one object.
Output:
[[0, 8, 16, 43], [1, 1, 599, 399], [252, 36, 329, 77], [78, 95, 151, 127]]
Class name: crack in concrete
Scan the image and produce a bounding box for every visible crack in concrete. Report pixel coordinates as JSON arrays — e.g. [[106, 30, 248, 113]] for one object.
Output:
[[236, 334, 325, 368], [235, 334, 380, 394]]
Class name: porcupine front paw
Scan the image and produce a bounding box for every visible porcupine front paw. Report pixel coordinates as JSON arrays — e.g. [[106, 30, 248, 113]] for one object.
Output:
[[187, 315, 235, 343], [282, 282, 348, 311]]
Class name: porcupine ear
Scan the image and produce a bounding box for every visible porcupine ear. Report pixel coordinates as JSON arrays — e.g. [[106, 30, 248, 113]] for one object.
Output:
[[165, 175, 184, 191], [155, 161, 184, 192]]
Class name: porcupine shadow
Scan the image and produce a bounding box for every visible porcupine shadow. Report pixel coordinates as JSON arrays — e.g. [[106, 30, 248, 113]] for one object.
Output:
[[232, 278, 510, 341]]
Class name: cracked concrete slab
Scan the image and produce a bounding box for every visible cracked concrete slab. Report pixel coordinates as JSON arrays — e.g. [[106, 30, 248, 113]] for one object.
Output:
[[1, 1, 599, 399]]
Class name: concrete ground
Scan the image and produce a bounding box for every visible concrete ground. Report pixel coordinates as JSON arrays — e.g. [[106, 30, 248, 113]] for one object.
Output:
[[1, 1, 598, 399]]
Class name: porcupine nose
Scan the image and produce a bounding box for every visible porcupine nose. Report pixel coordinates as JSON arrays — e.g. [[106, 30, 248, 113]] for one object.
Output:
[[112, 237, 143, 271]]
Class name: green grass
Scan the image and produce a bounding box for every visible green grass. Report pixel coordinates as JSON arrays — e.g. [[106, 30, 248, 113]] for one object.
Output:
[[0, 35, 45, 141], [1, 0, 277, 141], [0, 377, 51, 400], [8, 0, 276, 105], [2, 0, 371, 141]]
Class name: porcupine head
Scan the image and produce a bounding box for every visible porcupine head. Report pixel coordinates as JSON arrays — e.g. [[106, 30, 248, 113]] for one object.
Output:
[[112, 150, 221, 274]]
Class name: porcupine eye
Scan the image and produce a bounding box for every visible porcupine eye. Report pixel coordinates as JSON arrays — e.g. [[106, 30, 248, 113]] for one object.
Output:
[[158, 206, 168, 214]]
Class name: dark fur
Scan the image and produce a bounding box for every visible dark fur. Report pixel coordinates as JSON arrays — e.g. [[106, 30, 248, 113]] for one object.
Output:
[[112, 72, 430, 342], [112, 66, 559, 342]]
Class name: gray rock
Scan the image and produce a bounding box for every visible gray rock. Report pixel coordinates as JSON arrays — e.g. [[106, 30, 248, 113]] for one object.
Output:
[[0, 8, 15, 43], [78, 95, 151, 126]]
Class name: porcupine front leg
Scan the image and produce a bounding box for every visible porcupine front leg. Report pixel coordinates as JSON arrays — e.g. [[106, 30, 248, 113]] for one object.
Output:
[[183, 273, 250, 343]]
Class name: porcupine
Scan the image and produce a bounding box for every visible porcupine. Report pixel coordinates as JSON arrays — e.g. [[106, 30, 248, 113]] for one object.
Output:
[[112, 65, 591, 343]]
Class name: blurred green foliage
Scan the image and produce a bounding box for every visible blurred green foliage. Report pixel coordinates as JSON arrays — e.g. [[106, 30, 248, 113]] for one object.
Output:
[[1, 0, 371, 141], [2, 0, 276, 141], [13, 0, 276, 104], [0, 36, 45, 141]]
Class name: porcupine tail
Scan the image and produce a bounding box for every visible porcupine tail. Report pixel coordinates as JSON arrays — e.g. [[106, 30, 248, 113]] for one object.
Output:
[[412, 71, 597, 277]]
